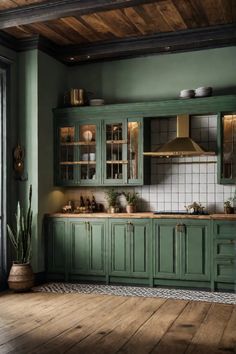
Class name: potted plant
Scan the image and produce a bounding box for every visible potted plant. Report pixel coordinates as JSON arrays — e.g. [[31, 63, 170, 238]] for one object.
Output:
[[123, 191, 139, 213], [105, 189, 119, 213], [7, 185, 34, 291], [224, 199, 234, 214]]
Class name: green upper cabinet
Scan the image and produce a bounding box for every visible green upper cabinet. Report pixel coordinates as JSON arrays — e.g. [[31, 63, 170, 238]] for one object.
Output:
[[54, 118, 101, 186], [54, 109, 149, 186], [102, 117, 146, 185], [218, 112, 236, 184]]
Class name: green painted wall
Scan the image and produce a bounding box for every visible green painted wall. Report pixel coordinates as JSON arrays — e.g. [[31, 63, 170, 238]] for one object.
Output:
[[18, 50, 39, 271], [68, 46, 236, 103], [38, 51, 67, 272], [18, 50, 67, 272]]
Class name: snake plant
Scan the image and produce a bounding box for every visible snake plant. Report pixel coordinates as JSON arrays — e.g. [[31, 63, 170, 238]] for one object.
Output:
[[7, 185, 33, 264]]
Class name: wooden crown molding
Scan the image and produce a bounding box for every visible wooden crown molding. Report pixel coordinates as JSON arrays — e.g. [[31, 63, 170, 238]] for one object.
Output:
[[0, 23, 235, 65], [0, 0, 158, 29]]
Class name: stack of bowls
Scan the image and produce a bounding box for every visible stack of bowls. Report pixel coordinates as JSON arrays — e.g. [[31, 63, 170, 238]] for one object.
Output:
[[195, 87, 212, 97], [179, 89, 195, 99]]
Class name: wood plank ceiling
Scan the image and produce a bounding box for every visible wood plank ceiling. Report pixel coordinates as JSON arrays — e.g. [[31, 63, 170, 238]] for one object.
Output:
[[0, 0, 236, 64]]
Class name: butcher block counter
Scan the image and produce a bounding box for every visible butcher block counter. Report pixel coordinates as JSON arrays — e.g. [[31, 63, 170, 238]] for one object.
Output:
[[47, 212, 236, 220]]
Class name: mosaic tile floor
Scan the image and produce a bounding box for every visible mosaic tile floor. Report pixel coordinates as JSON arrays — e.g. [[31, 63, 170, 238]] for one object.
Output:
[[33, 282, 236, 305]]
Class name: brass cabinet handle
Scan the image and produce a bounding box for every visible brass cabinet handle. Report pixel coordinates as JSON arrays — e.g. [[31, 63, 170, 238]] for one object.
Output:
[[229, 240, 236, 244], [176, 224, 185, 233]]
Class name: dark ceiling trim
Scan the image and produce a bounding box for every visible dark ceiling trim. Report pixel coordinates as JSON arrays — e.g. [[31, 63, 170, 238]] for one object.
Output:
[[0, 23, 235, 65], [0, 0, 158, 29], [55, 23, 236, 64]]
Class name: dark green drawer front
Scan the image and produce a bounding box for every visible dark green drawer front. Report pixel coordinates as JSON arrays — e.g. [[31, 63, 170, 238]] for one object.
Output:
[[215, 239, 236, 258], [215, 259, 236, 283], [214, 221, 236, 239]]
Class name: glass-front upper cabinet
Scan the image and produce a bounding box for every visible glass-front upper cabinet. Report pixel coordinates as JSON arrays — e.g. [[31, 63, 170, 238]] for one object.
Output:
[[103, 118, 143, 185], [219, 113, 236, 184], [55, 120, 100, 186]]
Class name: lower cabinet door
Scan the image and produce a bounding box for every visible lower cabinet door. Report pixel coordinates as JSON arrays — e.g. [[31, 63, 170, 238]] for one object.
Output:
[[109, 219, 150, 278], [130, 220, 150, 278], [153, 220, 180, 279], [47, 218, 66, 277], [215, 259, 236, 283], [180, 221, 210, 281], [109, 220, 130, 276], [69, 219, 106, 275], [70, 220, 88, 274], [88, 221, 106, 275]]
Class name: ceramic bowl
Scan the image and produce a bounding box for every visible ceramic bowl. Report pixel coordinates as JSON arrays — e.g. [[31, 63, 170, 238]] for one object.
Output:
[[89, 99, 105, 106]]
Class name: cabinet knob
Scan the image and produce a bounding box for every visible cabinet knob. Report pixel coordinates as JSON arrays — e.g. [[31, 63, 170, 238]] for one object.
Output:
[[176, 223, 185, 233]]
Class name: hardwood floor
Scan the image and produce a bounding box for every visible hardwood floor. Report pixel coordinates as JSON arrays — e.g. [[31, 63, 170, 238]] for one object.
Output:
[[0, 291, 235, 354]]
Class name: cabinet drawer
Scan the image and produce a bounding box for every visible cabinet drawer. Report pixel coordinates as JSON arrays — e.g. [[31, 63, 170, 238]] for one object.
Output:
[[214, 239, 236, 258], [215, 259, 236, 283], [214, 221, 236, 239]]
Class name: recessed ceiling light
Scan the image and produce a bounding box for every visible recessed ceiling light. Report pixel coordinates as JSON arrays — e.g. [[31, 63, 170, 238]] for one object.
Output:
[[69, 57, 75, 61], [87, 55, 91, 59], [165, 46, 170, 51]]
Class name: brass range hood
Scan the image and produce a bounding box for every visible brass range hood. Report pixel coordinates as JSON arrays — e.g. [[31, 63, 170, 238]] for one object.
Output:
[[143, 114, 215, 158]]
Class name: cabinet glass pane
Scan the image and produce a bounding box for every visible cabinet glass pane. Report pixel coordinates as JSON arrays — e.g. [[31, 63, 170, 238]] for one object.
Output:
[[128, 122, 139, 179], [79, 124, 97, 180], [105, 123, 126, 180], [59, 127, 76, 181], [222, 114, 236, 179]]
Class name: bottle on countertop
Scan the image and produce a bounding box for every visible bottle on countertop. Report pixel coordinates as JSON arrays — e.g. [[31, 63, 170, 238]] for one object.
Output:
[[86, 198, 91, 212], [91, 196, 97, 212], [79, 196, 85, 207]]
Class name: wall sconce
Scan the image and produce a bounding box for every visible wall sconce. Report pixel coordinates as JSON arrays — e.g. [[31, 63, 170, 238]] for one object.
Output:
[[13, 144, 27, 181]]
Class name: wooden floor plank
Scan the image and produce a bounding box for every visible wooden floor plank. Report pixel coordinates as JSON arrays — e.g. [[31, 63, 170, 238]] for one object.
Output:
[[69, 297, 168, 354], [151, 301, 211, 354], [117, 299, 188, 354], [0, 291, 235, 354], [185, 303, 233, 354], [217, 307, 236, 353], [0, 295, 126, 354], [31, 296, 145, 354]]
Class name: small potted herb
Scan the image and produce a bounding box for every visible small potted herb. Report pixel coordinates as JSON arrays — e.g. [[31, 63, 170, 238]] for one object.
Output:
[[123, 191, 139, 213], [224, 199, 234, 214], [105, 189, 119, 213]]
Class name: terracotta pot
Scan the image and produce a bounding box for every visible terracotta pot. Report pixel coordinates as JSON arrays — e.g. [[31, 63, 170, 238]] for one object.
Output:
[[8, 262, 34, 292], [126, 205, 136, 213]]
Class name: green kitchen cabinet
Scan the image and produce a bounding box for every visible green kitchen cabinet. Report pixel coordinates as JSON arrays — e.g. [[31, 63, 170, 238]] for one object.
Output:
[[109, 219, 150, 279], [153, 219, 210, 282], [68, 219, 106, 278], [54, 118, 101, 186], [217, 112, 236, 184], [46, 218, 67, 280], [213, 221, 236, 288], [53, 107, 150, 187]]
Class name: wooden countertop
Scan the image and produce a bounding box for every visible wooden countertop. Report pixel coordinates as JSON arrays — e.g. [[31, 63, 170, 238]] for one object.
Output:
[[47, 212, 236, 220]]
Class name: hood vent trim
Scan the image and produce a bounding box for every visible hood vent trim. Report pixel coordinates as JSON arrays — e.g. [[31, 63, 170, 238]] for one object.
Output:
[[143, 114, 215, 158]]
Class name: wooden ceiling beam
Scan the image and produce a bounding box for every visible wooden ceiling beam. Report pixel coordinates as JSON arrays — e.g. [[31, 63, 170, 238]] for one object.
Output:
[[0, 0, 159, 29], [55, 23, 236, 63]]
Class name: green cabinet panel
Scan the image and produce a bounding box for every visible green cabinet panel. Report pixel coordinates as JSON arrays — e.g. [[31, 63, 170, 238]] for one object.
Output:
[[69, 219, 106, 275], [153, 220, 210, 282], [213, 220, 236, 285], [181, 223, 210, 281], [215, 260, 236, 283], [214, 221, 236, 238], [153, 222, 179, 279], [46, 218, 66, 276], [109, 219, 150, 278], [214, 239, 236, 258]]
